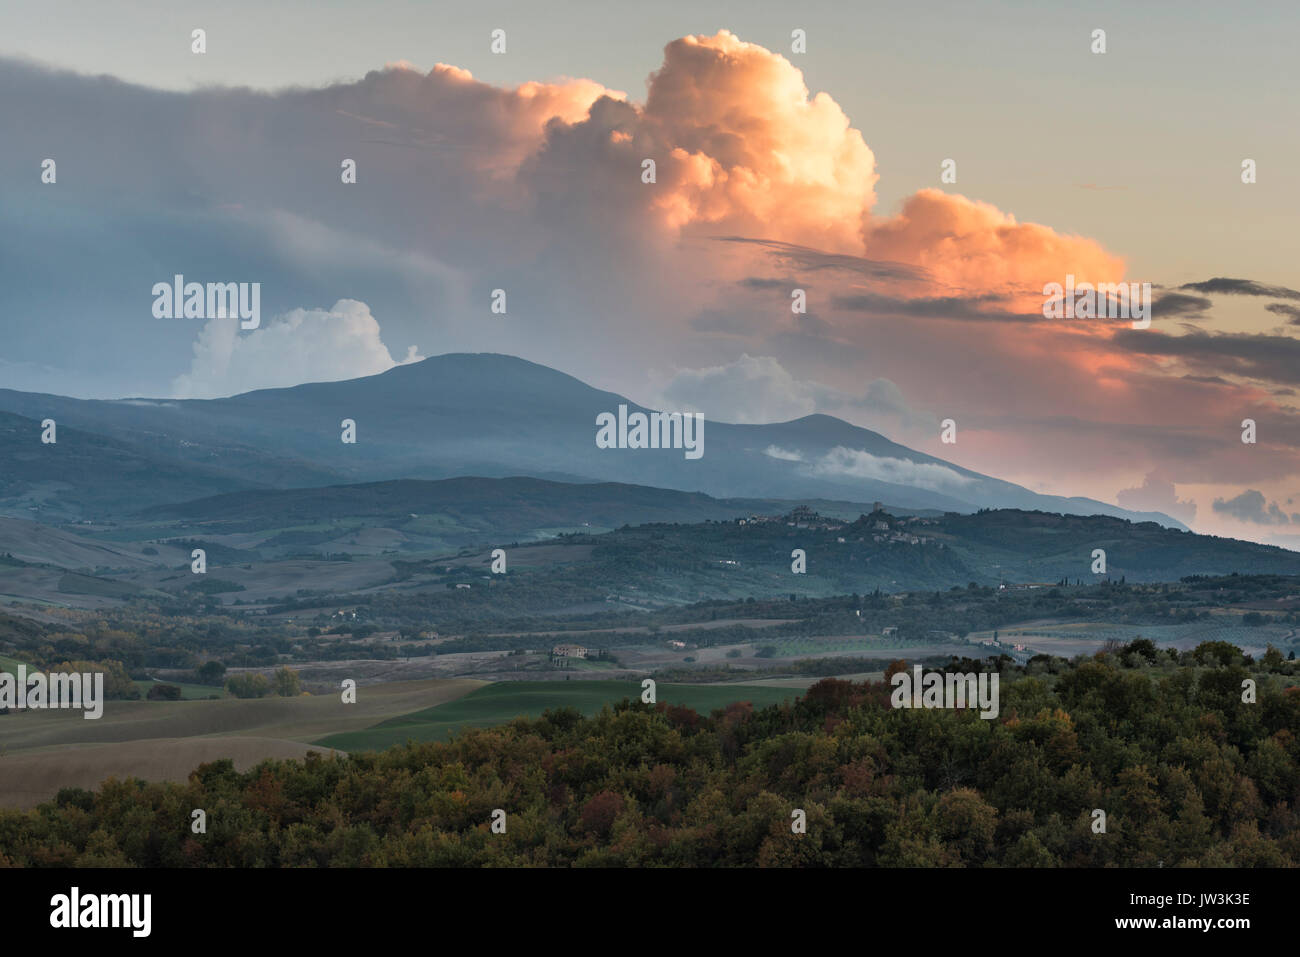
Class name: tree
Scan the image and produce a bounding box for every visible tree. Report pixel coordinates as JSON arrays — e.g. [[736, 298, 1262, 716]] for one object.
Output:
[[225, 673, 270, 699], [1124, 637, 1158, 663], [49, 659, 139, 700], [147, 683, 182, 700], [1192, 640, 1245, 667], [273, 666, 302, 697], [196, 660, 226, 685]]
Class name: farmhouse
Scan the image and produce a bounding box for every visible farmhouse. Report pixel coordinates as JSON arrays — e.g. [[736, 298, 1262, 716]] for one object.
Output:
[[552, 644, 588, 658]]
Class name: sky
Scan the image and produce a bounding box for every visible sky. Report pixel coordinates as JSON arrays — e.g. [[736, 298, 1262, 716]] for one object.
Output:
[[1, 0, 1298, 547]]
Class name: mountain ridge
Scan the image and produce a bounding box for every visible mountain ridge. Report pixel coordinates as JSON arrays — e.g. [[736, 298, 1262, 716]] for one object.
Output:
[[0, 353, 1186, 528]]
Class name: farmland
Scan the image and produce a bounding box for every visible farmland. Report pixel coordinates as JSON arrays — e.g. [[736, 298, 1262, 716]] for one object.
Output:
[[0, 677, 483, 808], [316, 679, 798, 752]]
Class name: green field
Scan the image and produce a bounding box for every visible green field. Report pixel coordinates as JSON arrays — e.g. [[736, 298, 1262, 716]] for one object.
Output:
[[315, 679, 797, 752], [761, 635, 940, 657]]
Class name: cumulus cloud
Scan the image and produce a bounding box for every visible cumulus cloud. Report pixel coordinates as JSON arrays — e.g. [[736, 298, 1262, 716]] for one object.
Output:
[[521, 32, 1125, 307], [0, 31, 1136, 397], [1211, 489, 1298, 525], [1116, 472, 1197, 524], [515, 31, 878, 253], [171, 300, 422, 399], [863, 189, 1126, 301], [641, 32, 877, 251]]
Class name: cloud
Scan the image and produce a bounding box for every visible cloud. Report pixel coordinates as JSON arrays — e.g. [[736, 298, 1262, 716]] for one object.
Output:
[[660, 354, 816, 423], [1151, 291, 1212, 318], [521, 32, 1125, 306], [716, 237, 924, 283], [803, 446, 973, 492], [764, 444, 971, 492], [1180, 278, 1300, 300], [658, 354, 934, 431], [1265, 303, 1300, 324], [764, 446, 804, 461], [1116, 472, 1197, 524], [1111, 329, 1300, 386], [0, 33, 1135, 396], [862, 189, 1126, 302], [634, 31, 879, 251], [171, 299, 422, 399], [832, 290, 1027, 322], [1211, 489, 1297, 525]]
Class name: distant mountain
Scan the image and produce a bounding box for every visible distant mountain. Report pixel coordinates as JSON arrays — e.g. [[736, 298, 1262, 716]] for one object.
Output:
[[0, 354, 1184, 527]]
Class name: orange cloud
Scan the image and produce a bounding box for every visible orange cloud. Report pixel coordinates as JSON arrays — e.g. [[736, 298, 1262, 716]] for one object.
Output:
[[366, 32, 1125, 308], [330, 61, 621, 183], [638, 31, 878, 252], [512, 31, 1126, 305], [864, 189, 1126, 300]]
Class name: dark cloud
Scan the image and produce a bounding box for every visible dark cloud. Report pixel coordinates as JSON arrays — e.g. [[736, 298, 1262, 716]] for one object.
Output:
[[739, 277, 799, 290], [831, 291, 1028, 321], [1112, 329, 1300, 386], [1152, 291, 1212, 317], [713, 237, 926, 283], [1179, 278, 1300, 300], [1265, 303, 1300, 323]]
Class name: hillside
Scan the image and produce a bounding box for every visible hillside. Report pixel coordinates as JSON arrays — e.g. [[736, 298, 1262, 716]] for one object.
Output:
[[0, 354, 1185, 526], [2, 482, 1296, 615]]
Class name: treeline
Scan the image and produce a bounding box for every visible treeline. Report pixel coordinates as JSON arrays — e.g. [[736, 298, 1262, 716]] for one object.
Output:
[[1, 642, 1297, 867]]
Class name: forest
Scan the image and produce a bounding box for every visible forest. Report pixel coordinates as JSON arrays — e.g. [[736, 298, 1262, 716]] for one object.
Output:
[[1, 639, 1296, 867]]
